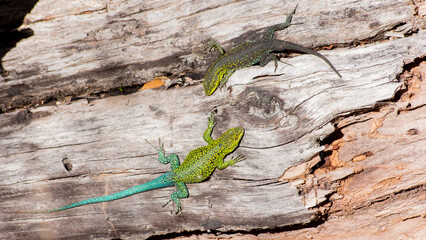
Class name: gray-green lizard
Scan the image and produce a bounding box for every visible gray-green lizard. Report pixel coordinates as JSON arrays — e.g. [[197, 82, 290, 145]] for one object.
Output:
[[203, 5, 342, 96], [35, 113, 244, 214]]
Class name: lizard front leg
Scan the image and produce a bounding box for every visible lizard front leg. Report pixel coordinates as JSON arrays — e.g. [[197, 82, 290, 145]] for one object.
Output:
[[205, 42, 226, 56], [217, 155, 245, 170], [146, 138, 181, 170], [218, 69, 236, 90]]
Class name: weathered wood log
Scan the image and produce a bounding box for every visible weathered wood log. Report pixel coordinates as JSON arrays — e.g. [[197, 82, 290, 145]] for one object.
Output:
[[0, 0, 425, 239]]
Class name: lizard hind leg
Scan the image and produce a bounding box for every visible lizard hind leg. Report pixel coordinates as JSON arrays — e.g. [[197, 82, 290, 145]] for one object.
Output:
[[164, 182, 188, 214], [259, 52, 279, 72], [259, 52, 292, 73], [217, 155, 246, 170]]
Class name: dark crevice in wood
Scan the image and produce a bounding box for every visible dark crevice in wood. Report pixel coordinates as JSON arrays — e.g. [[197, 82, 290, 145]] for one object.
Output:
[[0, 48, 194, 112], [316, 151, 330, 171], [0, 0, 39, 77], [391, 56, 426, 102], [316, 54, 423, 169], [147, 211, 328, 240], [350, 183, 425, 212], [319, 128, 344, 146], [327, 57, 425, 129], [330, 21, 418, 50], [0, 34, 419, 115]]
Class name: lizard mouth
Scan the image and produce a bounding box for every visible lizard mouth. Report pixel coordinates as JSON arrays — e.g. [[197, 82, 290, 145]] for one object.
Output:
[[236, 127, 244, 136], [232, 127, 245, 141]]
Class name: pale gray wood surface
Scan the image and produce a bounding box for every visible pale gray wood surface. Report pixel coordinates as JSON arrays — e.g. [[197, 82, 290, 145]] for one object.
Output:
[[0, 0, 414, 111]]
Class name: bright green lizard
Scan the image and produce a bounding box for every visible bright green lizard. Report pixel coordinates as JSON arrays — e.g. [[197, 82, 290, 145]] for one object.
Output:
[[35, 113, 244, 214], [203, 5, 342, 96]]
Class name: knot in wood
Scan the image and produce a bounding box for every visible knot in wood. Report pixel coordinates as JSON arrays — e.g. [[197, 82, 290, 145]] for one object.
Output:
[[232, 88, 286, 126]]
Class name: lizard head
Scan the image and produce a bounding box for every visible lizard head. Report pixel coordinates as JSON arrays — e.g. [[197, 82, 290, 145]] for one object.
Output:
[[219, 127, 244, 151], [203, 66, 226, 96]]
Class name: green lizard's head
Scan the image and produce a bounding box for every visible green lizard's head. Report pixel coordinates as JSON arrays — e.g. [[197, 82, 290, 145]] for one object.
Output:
[[219, 127, 244, 151], [203, 67, 226, 96]]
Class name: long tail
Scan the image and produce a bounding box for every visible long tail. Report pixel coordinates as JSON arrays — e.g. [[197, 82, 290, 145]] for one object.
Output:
[[34, 172, 174, 213], [282, 41, 342, 78]]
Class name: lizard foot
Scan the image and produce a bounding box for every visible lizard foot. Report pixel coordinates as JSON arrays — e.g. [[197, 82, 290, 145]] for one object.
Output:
[[204, 42, 223, 53], [274, 57, 293, 72], [163, 199, 183, 215], [145, 138, 164, 153], [231, 155, 246, 164], [204, 42, 217, 52], [162, 198, 172, 207], [218, 80, 227, 90], [173, 206, 183, 216], [145, 138, 167, 162]]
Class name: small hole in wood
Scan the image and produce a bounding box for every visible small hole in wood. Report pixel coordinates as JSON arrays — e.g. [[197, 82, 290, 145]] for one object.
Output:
[[406, 128, 419, 136], [62, 158, 73, 172]]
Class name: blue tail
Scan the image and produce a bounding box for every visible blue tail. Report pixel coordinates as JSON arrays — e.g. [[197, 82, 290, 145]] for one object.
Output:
[[37, 172, 174, 213]]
